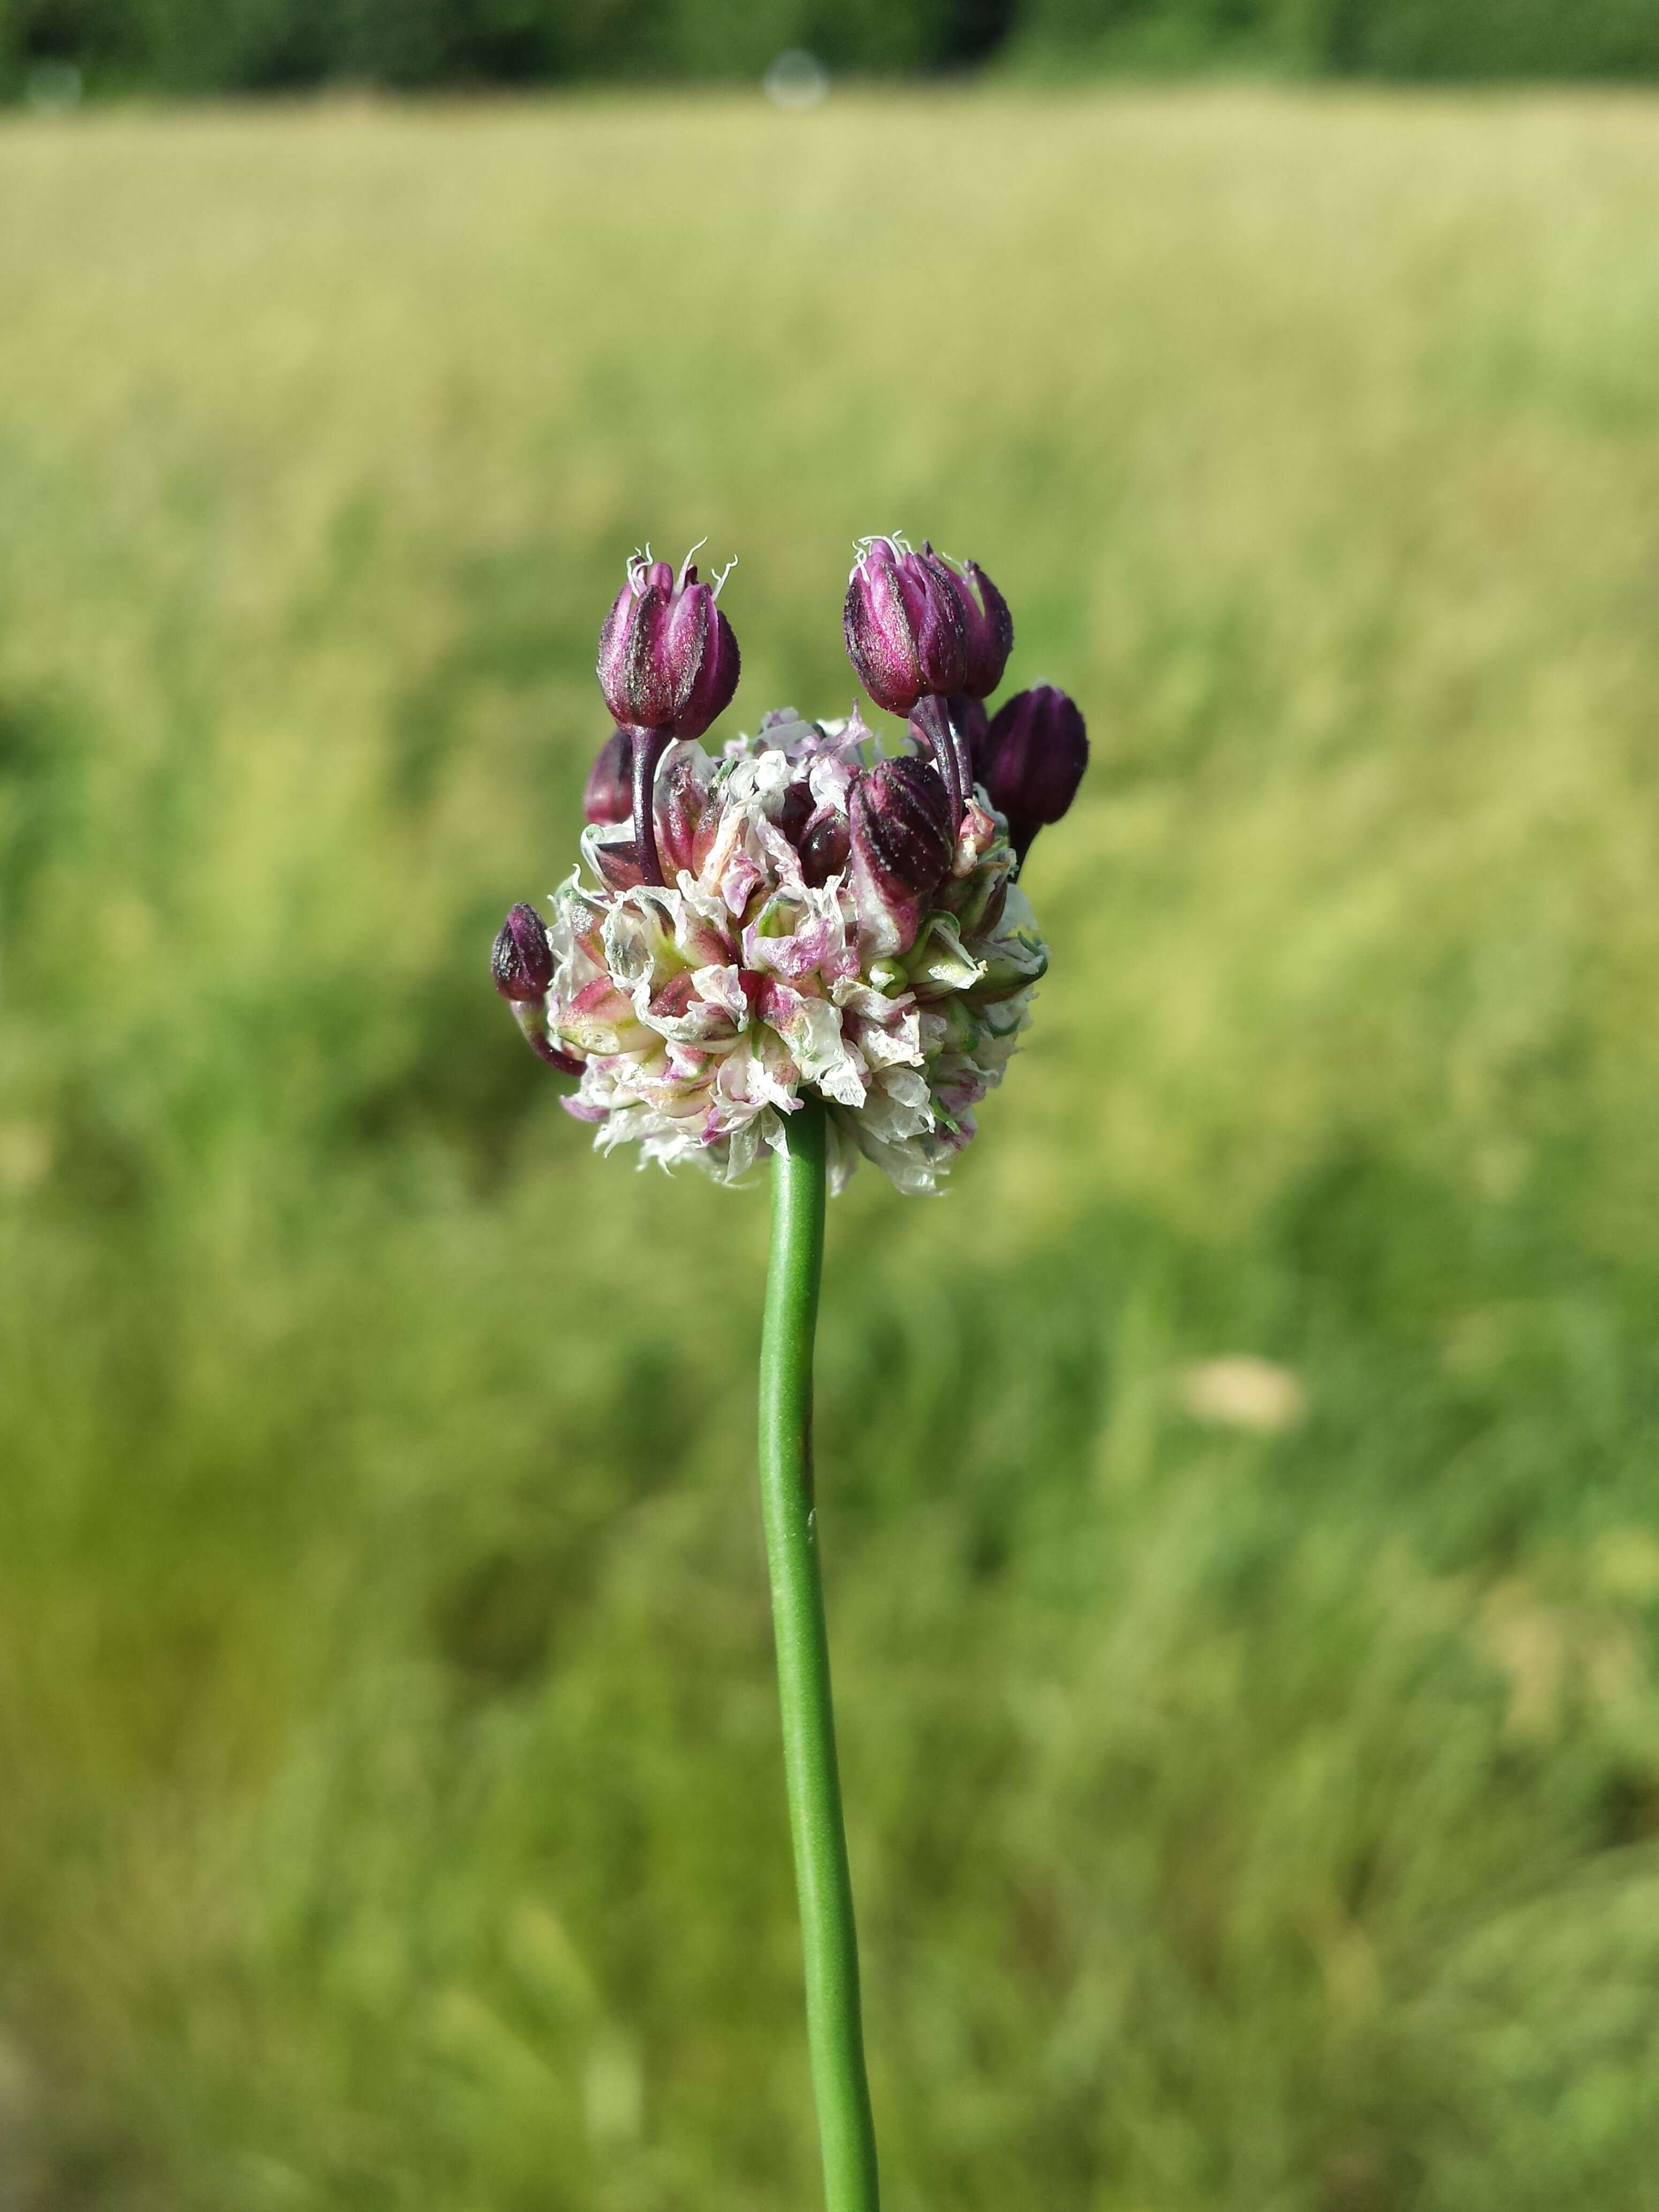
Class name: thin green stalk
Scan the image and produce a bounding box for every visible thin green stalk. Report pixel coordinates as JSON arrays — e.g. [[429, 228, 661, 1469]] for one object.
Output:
[[758, 1096, 881, 2212]]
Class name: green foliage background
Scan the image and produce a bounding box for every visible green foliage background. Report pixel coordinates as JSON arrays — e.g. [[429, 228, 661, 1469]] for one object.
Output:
[[4, 0, 1659, 91], [1017, 0, 1659, 77], [4, 83, 1659, 2211]]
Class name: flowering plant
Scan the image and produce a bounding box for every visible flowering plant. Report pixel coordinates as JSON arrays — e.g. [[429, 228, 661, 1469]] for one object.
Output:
[[493, 536, 1086, 2209]]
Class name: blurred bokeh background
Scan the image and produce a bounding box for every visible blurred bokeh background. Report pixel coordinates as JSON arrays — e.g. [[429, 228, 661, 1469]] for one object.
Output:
[[3, 7, 1659, 2207]]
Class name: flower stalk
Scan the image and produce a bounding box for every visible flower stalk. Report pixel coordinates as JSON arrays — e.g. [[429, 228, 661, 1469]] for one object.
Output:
[[492, 529, 1088, 2198], [758, 1095, 881, 2212]]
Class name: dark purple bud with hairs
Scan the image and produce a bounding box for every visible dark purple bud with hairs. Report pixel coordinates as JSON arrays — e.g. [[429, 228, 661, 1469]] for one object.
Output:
[[850, 755, 955, 902], [842, 536, 967, 716], [596, 548, 739, 887], [584, 729, 634, 825], [945, 559, 1014, 700], [980, 685, 1089, 864], [797, 803, 851, 888], [595, 550, 740, 743], [491, 901, 555, 1003], [494, 906, 583, 1074]]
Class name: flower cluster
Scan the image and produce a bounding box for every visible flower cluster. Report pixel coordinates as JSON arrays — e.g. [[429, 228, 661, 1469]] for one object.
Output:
[[494, 536, 1087, 1193]]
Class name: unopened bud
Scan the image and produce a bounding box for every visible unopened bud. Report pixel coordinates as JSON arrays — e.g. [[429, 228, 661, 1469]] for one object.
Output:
[[850, 756, 955, 901], [842, 535, 967, 716], [657, 750, 711, 877], [777, 780, 814, 848], [584, 729, 634, 824], [491, 901, 555, 1002], [596, 549, 740, 742], [591, 832, 644, 892], [980, 685, 1089, 864], [944, 559, 1013, 700], [798, 803, 851, 888], [494, 907, 583, 1075]]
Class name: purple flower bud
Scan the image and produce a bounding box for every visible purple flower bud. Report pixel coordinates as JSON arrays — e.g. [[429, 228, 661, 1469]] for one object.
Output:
[[777, 779, 814, 848], [584, 729, 634, 825], [980, 685, 1089, 864], [494, 903, 582, 1074], [850, 756, 955, 902], [842, 536, 967, 715], [944, 559, 1014, 700], [595, 550, 740, 742], [657, 749, 711, 877], [797, 803, 851, 888], [591, 832, 644, 892], [491, 901, 554, 1002]]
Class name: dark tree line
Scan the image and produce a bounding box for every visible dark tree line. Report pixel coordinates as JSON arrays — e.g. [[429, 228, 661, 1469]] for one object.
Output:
[[5, 0, 1656, 95]]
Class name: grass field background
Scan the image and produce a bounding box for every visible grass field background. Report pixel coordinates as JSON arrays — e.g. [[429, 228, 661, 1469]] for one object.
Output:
[[3, 86, 1659, 2210]]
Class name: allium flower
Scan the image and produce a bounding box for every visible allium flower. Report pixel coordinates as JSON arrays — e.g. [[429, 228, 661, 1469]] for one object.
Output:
[[522, 712, 1043, 1193], [495, 533, 1086, 2207], [504, 535, 1080, 1195]]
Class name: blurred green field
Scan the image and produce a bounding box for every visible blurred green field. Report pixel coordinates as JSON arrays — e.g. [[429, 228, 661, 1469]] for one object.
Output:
[[3, 83, 1659, 2211]]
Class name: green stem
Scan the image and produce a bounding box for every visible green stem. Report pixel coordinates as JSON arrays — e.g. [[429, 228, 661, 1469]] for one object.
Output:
[[758, 1096, 881, 2212]]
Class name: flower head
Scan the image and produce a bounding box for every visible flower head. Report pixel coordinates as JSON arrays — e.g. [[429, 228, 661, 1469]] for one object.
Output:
[[518, 714, 1043, 1191], [502, 536, 1081, 1192]]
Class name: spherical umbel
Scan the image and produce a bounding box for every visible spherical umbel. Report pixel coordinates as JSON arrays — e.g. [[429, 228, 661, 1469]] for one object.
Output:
[[489, 543, 1073, 1192]]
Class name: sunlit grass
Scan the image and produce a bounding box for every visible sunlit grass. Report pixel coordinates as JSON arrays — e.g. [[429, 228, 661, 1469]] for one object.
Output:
[[2, 85, 1659, 2210]]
